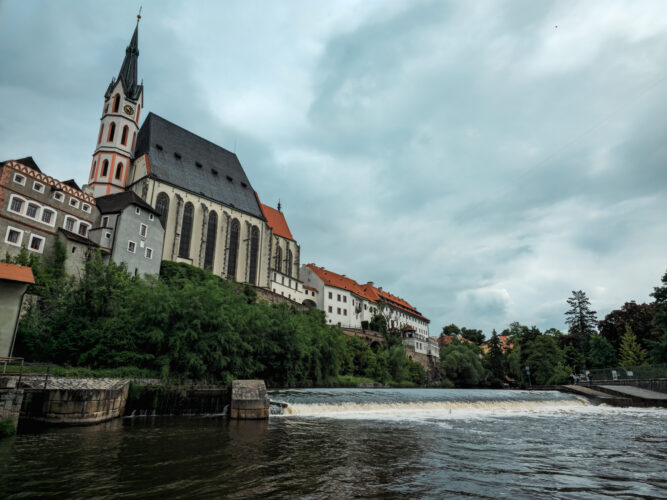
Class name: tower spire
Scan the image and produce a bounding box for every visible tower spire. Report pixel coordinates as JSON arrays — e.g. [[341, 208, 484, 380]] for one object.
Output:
[[117, 16, 141, 99]]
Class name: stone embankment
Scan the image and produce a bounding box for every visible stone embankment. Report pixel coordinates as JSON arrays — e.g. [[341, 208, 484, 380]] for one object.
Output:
[[230, 380, 269, 419], [20, 377, 129, 425]]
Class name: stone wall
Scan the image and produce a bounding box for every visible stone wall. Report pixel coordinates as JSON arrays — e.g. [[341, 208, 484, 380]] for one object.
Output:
[[20, 377, 130, 425], [405, 347, 440, 381], [0, 377, 24, 430], [253, 285, 308, 310]]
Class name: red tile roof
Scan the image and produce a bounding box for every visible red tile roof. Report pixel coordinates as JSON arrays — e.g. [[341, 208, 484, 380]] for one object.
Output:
[[306, 264, 428, 322], [303, 285, 317, 292], [0, 263, 35, 284], [438, 335, 474, 346], [260, 203, 294, 240]]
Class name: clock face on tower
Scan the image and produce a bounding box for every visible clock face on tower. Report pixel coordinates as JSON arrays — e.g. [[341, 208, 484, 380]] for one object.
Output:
[[123, 104, 135, 115]]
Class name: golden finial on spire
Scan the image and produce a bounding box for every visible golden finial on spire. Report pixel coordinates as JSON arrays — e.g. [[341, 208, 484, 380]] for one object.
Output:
[[137, 6, 142, 22]]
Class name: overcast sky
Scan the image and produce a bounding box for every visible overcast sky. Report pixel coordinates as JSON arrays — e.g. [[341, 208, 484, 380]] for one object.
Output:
[[1, 0, 666, 336]]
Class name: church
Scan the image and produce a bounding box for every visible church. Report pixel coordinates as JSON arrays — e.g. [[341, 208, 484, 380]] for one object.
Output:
[[85, 19, 305, 297]]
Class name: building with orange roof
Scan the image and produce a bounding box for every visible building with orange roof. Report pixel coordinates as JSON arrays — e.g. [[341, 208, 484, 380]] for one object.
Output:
[[300, 263, 435, 359], [260, 202, 313, 306], [480, 335, 514, 354], [0, 262, 34, 357]]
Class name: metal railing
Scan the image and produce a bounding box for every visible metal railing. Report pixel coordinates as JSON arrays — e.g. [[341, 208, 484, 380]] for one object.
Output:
[[588, 363, 667, 382], [1, 357, 51, 389]]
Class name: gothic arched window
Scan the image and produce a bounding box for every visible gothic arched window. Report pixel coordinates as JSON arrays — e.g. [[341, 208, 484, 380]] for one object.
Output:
[[98, 124, 104, 144], [113, 94, 120, 113], [178, 202, 194, 258], [108, 122, 116, 142], [101, 160, 109, 177], [115, 162, 123, 180], [248, 226, 260, 285], [155, 193, 169, 226], [274, 245, 282, 273], [204, 211, 217, 271], [121, 125, 129, 145], [227, 219, 240, 279], [286, 248, 293, 277], [90, 161, 97, 179]]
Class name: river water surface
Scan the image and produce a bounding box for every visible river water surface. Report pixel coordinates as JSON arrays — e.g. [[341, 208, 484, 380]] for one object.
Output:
[[1, 389, 665, 498]]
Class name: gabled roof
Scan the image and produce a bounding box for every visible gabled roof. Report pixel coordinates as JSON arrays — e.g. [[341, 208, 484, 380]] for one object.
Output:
[[96, 191, 159, 216], [1, 157, 41, 172], [260, 203, 294, 240], [134, 113, 264, 219], [62, 179, 81, 191], [306, 264, 428, 322], [0, 263, 34, 284], [58, 228, 99, 247]]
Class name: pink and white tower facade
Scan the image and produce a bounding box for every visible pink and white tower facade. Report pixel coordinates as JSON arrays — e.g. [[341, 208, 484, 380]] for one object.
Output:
[[88, 18, 144, 196]]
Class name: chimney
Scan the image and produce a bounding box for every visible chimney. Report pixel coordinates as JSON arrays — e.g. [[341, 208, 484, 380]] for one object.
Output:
[[367, 282, 374, 287]]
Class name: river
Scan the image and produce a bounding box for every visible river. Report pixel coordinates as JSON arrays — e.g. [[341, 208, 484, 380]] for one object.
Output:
[[1, 389, 665, 498]]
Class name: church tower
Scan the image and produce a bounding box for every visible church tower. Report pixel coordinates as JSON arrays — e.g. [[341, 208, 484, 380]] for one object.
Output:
[[88, 16, 144, 197]]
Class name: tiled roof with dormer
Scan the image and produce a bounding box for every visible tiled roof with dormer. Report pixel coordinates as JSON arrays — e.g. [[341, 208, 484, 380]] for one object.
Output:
[[260, 203, 294, 240]]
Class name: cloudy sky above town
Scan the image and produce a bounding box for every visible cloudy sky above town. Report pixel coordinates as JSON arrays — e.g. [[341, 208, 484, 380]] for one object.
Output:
[[1, 0, 666, 336]]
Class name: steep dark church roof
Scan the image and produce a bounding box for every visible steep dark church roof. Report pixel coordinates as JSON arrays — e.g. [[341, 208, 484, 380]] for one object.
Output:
[[134, 113, 264, 219], [105, 22, 143, 101], [1, 156, 42, 172], [96, 190, 159, 216]]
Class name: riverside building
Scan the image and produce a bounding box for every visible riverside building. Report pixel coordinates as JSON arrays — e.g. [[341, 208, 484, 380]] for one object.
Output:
[[300, 264, 437, 361]]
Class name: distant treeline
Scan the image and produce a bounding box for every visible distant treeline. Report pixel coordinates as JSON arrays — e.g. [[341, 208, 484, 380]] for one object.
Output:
[[438, 273, 667, 387], [7, 243, 427, 388]]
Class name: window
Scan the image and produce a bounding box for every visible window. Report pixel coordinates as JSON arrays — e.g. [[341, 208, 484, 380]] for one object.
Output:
[[337, 308, 341, 314], [155, 193, 169, 226], [227, 219, 240, 278], [140, 223, 147, 237], [203, 211, 217, 271], [102, 216, 109, 227], [178, 202, 194, 258], [274, 246, 282, 272], [248, 226, 259, 284], [41, 210, 54, 224], [121, 125, 129, 145], [26, 203, 38, 218], [145, 247, 153, 259], [135, 207, 141, 215], [54, 192, 64, 202], [148, 213, 154, 221], [101, 160, 109, 177], [343, 309, 347, 316], [65, 218, 75, 232], [328, 292, 332, 299], [29, 235, 44, 253], [286, 248, 293, 276], [128, 241, 136, 253], [115, 162, 123, 180], [13, 174, 25, 186], [33, 182, 44, 193], [337, 294, 341, 302], [281, 276, 285, 285], [131, 132, 137, 151], [10, 197, 24, 213], [69, 198, 79, 208], [82, 203, 91, 213], [343, 296, 347, 303], [105, 232, 111, 239], [108, 122, 116, 142], [112, 94, 120, 113], [327, 306, 332, 313], [174, 152, 182, 159], [98, 123, 104, 144], [5, 227, 23, 246], [78, 224, 88, 237]]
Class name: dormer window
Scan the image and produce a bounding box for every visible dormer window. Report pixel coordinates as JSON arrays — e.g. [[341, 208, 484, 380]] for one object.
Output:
[[241, 182, 247, 188], [54, 192, 64, 202], [156, 144, 163, 151], [33, 182, 44, 193], [13, 174, 25, 186], [226, 176, 232, 182], [195, 162, 202, 168], [69, 198, 80, 209], [174, 152, 181, 159], [211, 169, 218, 176]]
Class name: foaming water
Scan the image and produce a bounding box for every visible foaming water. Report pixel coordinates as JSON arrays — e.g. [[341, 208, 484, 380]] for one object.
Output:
[[1, 388, 665, 498]]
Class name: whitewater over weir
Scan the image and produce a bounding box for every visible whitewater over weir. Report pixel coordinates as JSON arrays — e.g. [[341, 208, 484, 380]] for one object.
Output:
[[1, 388, 665, 498]]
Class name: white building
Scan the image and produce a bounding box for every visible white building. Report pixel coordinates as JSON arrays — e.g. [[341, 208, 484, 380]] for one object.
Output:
[[300, 264, 435, 358]]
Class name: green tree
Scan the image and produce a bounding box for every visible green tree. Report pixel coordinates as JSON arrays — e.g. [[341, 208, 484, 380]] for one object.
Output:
[[484, 329, 504, 379], [440, 342, 485, 386], [565, 290, 597, 355], [460, 327, 485, 345], [598, 301, 656, 351], [618, 325, 646, 367], [648, 270, 667, 363], [586, 335, 617, 369], [523, 335, 567, 385], [441, 323, 460, 336]]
